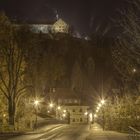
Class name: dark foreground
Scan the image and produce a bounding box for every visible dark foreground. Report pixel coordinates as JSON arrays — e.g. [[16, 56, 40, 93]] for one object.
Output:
[[0, 123, 128, 140]]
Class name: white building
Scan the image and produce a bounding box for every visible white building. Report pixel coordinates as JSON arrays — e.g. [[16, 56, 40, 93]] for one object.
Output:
[[55, 88, 89, 124], [62, 105, 89, 124], [30, 19, 69, 34], [30, 24, 52, 34]]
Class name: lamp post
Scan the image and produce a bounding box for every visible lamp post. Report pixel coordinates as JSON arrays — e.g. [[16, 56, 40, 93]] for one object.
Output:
[[100, 99, 105, 131], [102, 106, 105, 131], [34, 100, 39, 129], [56, 106, 61, 119]]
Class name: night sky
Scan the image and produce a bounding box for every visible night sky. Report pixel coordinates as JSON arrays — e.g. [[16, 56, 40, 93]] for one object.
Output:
[[0, 0, 129, 35]]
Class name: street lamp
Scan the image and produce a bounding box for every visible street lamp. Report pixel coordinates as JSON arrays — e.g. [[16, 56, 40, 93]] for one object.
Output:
[[62, 113, 66, 118], [57, 106, 61, 110], [94, 114, 97, 118], [98, 103, 102, 107], [133, 68, 136, 73], [34, 100, 39, 129], [101, 99, 105, 105], [49, 103, 54, 108], [96, 109, 99, 113], [84, 112, 88, 116], [97, 106, 100, 110], [89, 113, 93, 122], [34, 100, 39, 106], [3, 114, 6, 118]]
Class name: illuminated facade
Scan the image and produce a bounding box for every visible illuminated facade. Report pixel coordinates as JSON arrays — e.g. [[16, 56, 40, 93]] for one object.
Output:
[[57, 97, 89, 123], [31, 24, 52, 33], [52, 19, 69, 33], [30, 18, 69, 34], [62, 105, 89, 124]]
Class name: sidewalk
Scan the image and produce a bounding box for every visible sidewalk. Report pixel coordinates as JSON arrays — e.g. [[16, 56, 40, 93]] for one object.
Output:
[[0, 124, 64, 137], [87, 123, 128, 140]]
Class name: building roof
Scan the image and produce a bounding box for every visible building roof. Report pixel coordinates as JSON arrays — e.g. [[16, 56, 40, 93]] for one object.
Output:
[[53, 18, 68, 27]]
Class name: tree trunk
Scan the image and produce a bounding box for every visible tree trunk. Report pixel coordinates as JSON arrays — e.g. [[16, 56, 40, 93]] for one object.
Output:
[[8, 98, 16, 128]]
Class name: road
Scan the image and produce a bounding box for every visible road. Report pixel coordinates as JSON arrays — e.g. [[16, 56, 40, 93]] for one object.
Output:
[[2, 125, 89, 140], [0, 123, 128, 140], [87, 123, 128, 140]]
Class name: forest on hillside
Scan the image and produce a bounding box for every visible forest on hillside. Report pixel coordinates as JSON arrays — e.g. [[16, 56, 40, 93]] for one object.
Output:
[[24, 32, 115, 103]]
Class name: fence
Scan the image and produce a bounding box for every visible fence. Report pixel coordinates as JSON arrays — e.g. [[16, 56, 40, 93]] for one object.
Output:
[[128, 126, 140, 140]]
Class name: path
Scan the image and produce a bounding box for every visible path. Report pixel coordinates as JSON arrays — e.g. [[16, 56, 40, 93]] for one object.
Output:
[[87, 123, 128, 140]]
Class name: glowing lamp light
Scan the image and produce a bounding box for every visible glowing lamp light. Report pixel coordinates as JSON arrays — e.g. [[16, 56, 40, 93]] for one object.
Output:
[[96, 109, 99, 113], [63, 110, 66, 113], [133, 68, 136, 73], [89, 113, 93, 122], [57, 106, 61, 110], [49, 103, 54, 108], [84, 112, 88, 116], [98, 103, 102, 107], [97, 106, 100, 110], [101, 99, 105, 105], [94, 114, 97, 118], [34, 100, 39, 106], [62, 114, 66, 117]]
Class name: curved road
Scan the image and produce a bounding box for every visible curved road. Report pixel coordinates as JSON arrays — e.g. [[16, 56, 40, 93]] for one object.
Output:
[[7, 125, 89, 140], [1, 123, 128, 140]]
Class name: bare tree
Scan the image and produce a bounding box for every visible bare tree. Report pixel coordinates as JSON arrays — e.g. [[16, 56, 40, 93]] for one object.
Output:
[[0, 12, 26, 127], [111, 0, 140, 93], [119, 0, 140, 50]]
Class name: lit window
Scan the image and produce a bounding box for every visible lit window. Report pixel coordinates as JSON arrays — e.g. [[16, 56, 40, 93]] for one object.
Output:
[[69, 99, 72, 103], [74, 100, 78, 103]]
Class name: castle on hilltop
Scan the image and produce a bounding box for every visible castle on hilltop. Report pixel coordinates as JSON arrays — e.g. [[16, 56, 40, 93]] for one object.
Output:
[[30, 18, 69, 34]]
